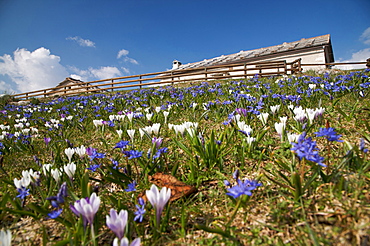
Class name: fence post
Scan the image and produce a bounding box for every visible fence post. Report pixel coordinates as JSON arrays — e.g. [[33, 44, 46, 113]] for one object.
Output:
[[111, 80, 114, 92], [283, 61, 287, 75], [205, 68, 207, 81], [171, 72, 174, 86], [139, 76, 142, 89], [44, 90, 47, 98], [244, 63, 247, 79]]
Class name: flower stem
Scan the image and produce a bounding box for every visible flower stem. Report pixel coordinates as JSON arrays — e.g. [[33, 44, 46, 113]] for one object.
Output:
[[226, 198, 242, 229], [91, 224, 97, 246]]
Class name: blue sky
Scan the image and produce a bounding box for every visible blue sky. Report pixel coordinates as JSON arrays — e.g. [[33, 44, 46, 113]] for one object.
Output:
[[0, 0, 369, 93]]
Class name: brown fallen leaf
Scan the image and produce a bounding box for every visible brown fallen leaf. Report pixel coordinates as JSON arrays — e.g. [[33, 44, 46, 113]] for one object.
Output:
[[140, 173, 197, 202]]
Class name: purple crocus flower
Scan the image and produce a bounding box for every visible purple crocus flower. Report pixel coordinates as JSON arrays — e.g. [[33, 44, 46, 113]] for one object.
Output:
[[70, 193, 100, 225], [106, 208, 128, 240], [145, 184, 171, 226], [44, 137, 51, 146], [152, 137, 163, 149], [113, 237, 141, 246], [235, 108, 248, 116]]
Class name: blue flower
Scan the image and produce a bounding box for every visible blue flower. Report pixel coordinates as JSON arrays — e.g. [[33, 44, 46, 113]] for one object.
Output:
[[111, 159, 120, 169], [153, 147, 168, 159], [86, 147, 106, 160], [124, 150, 143, 159], [315, 127, 343, 142], [87, 164, 101, 172], [360, 138, 369, 153], [46, 182, 68, 208], [291, 132, 326, 167], [225, 176, 262, 199], [16, 187, 30, 200], [114, 140, 130, 150], [134, 197, 146, 222], [48, 209, 63, 219], [125, 181, 137, 192]]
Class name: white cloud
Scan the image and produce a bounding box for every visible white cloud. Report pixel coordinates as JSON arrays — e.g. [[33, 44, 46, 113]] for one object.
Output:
[[335, 48, 370, 70], [0, 81, 16, 94], [121, 67, 130, 74], [125, 57, 139, 65], [360, 27, 370, 45], [334, 27, 370, 70], [0, 47, 69, 93], [89, 66, 122, 80], [68, 65, 122, 81], [66, 36, 96, 47], [117, 49, 129, 59], [117, 49, 138, 65]]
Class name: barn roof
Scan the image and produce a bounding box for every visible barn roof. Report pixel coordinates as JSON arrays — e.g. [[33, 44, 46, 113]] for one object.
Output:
[[171, 34, 333, 70]]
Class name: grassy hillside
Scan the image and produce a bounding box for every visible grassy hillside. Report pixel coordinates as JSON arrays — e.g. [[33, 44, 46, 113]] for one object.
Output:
[[0, 69, 369, 245]]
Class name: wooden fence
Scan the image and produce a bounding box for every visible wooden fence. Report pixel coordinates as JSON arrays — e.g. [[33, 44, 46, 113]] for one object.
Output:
[[11, 59, 368, 100]]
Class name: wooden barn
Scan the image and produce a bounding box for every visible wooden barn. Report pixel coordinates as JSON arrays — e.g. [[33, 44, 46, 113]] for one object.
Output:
[[48, 77, 102, 96], [166, 34, 334, 81]]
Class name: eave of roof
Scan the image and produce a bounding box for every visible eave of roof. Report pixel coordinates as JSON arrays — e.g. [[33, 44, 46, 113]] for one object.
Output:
[[172, 34, 332, 70]]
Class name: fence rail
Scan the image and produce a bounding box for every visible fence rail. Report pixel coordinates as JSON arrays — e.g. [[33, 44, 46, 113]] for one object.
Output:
[[11, 59, 369, 100]]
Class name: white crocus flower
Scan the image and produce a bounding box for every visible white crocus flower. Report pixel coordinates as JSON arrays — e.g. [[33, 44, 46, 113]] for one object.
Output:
[[14, 176, 31, 189], [51, 169, 62, 183], [232, 114, 241, 123], [42, 164, 53, 175], [74, 145, 86, 158], [116, 129, 123, 139], [257, 112, 269, 125], [287, 133, 300, 143], [127, 129, 135, 142], [274, 122, 286, 140], [126, 112, 134, 123], [163, 111, 169, 123], [139, 128, 145, 140], [306, 108, 316, 124], [0, 229, 12, 246], [186, 127, 196, 137], [151, 123, 161, 135], [279, 116, 288, 124], [270, 105, 281, 114], [245, 136, 256, 146], [237, 121, 253, 135], [308, 84, 316, 89], [64, 162, 76, 179], [64, 147, 75, 163], [173, 125, 186, 135], [26, 169, 40, 181], [146, 113, 153, 121], [145, 184, 171, 227], [93, 119, 104, 128]]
